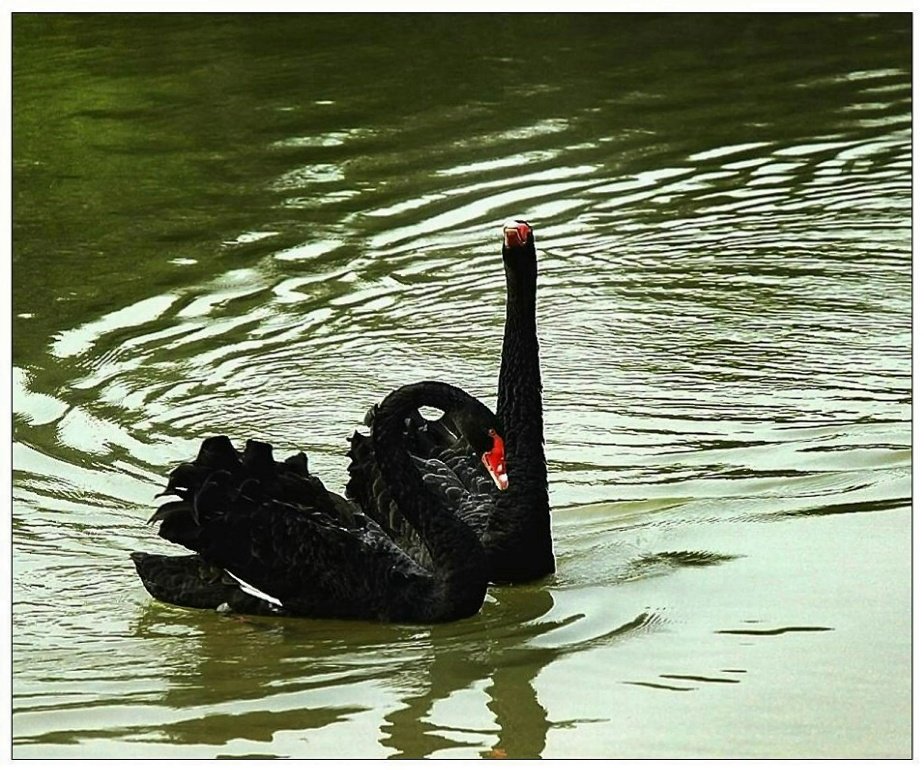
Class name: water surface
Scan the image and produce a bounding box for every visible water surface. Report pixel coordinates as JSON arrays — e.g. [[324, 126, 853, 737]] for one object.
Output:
[[12, 13, 911, 758]]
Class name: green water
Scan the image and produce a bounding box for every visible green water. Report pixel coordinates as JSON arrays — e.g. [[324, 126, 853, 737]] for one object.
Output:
[[12, 13, 911, 758]]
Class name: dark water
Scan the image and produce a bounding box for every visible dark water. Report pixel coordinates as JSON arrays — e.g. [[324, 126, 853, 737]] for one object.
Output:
[[12, 13, 911, 758]]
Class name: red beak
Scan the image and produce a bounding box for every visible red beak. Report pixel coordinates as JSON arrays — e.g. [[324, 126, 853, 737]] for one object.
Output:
[[481, 431, 509, 491], [503, 220, 531, 249]]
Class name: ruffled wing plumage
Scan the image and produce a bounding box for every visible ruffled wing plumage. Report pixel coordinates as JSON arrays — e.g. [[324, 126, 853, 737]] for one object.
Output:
[[134, 435, 430, 619], [345, 406, 499, 567]]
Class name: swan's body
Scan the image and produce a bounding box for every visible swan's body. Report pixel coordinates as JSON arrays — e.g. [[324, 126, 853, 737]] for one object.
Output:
[[132, 381, 506, 623], [346, 220, 553, 583]]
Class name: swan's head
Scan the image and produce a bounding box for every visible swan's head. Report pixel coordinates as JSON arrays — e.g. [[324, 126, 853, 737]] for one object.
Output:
[[452, 409, 509, 491], [503, 219, 533, 250]]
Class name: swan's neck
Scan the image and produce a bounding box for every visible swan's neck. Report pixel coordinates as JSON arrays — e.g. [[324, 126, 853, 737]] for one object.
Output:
[[373, 384, 488, 614], [497, 263, 541, 431], [491, 260, 554, 580]]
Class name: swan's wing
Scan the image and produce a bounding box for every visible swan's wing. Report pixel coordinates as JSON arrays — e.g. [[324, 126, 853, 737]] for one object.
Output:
[[156, 435, 357, 525], [345, 408, 499, 567], [433, 443, 503, 501], [131, 551, 279, 614], [415, 455, 496, 533], [146, 495, 429, 618]]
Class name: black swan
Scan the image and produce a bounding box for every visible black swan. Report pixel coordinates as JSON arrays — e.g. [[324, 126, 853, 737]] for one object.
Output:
[[346, 219, 553, 583], [131, 380, 508, 623]]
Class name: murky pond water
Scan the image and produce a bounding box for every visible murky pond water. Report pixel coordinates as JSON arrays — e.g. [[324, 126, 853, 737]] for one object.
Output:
[[12, 13, 911, 758]]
